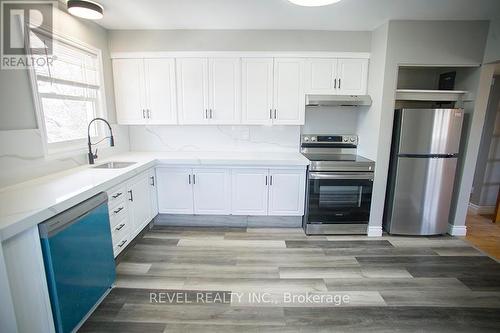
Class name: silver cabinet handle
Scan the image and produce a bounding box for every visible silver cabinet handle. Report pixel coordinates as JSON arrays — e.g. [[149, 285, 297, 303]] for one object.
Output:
[[115, 223, 125, 231], [142, 109, 146, 118], [265, 175, 268, 186], [188, 174, 191, 184], [334, 78, 337, 89], [117, 239, 127, 247], [112, 192, 122, 199], [274, 109, 277, 119], [193, 174, 196, 185], [210, 109, 213, 119], [270, 109, 273, 119], [205, 109, 208, 119], [147, 109, 151, 119], [270, 175, 273, 186], [128, 190, 133, 202], [150, 176, 155, 186], [113, 207, 124, 214], [338, 78, 341, 89]]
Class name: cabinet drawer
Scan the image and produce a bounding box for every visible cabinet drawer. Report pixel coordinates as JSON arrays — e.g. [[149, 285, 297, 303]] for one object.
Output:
[[111, 218, 130, 245], [108, 203, 127, 226], [113, 235, 130, 257], [107, 185, 127, 206]]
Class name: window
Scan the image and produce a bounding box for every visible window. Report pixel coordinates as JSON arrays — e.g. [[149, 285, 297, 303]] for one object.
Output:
[[30, 32, 106, 154]]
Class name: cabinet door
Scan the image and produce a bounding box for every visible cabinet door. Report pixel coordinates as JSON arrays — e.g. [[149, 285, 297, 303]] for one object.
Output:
[[268, 169, 306, 216], [193, 168, 231, 215], [149, 169, 159, 218], [337, 58, 368, 95], [176, 58, 209, 124], [208, 58, 240, 124], [145, 58, 177, 124], [306, 58, 337, 93], [241, 58, 273, 125], [112, 59, 147, 124], [231, 169, 268, 215], [156, 168, 194, 214], [273, 58, 305, 125], [127, 173, 152, 233]]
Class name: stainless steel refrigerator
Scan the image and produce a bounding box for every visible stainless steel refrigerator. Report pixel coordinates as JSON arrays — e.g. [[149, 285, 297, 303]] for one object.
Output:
[[384, 108, 464, 235]]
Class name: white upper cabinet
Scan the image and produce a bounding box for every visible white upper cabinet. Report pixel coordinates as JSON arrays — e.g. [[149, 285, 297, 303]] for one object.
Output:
[[273, 58, 306, 125], [113, 59, 146, 124], [176, 58, 209, 124], [242, 57, 305, 125], [192, 168, 231, 215], [337, 58, 368, 95], [208, 58, 241, 124], [306, 57, 368, 95], [231, 169, 269, 216], [306, 58, 338, 93], [113, 58, 177, 125], [241, 58, 274, 125], [145, 58, 177, 124], [268, 169, 306, 216]]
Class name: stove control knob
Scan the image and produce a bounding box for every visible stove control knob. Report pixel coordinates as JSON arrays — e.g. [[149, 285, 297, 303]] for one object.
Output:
[[350, 137, 356, 143], [311, 137, 317, 142], [343, 138, 348, 142], [303, 136, 309, 142]]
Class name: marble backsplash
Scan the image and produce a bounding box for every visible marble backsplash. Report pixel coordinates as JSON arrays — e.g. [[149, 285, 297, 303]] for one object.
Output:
[[128, 125, 301, 153], [0, 125, 130, 188]]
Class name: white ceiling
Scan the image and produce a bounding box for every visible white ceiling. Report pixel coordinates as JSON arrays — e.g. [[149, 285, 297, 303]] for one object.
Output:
[[94, 0, 500, 31]]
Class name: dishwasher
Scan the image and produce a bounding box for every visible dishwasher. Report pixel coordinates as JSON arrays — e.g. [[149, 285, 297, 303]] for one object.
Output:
[[39, 192, 116, 333]]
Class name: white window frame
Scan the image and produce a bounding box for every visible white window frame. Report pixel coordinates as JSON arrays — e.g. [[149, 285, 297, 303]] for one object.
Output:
[[28, 27, 108, 159]]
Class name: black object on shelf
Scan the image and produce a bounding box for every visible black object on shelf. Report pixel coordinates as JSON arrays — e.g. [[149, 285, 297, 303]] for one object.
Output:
[[438, 71, 456, 90]]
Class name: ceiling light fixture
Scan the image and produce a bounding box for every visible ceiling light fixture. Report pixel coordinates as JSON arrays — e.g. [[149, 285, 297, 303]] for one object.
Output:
[[288, 0, 342, 6], [67, 0, 103, 20]]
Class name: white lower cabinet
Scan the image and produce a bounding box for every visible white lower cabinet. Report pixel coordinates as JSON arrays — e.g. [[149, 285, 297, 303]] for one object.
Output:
[[156, 168, 194, 214], [106, 168, 158, 257], [268, 169, 306, 216], [127, 172, 153, 234], [193, 168, 231, 215], [156, 166, 306, 217], [156, 167, 231, 215], [231, 168, 269, 215], [231, 168, 305, 216]]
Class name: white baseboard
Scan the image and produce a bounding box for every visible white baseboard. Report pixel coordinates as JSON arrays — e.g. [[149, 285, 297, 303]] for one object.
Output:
[[468, 203, 495, 215], [367, 226, 383, 237], [448, 224, 467, 236]]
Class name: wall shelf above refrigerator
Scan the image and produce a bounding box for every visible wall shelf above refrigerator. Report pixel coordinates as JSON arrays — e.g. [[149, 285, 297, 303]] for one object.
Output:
[[395, 89, 471, 102]]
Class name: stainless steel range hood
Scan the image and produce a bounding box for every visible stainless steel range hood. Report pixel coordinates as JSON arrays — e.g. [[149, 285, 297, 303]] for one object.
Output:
[[306, 94, 372, 107]]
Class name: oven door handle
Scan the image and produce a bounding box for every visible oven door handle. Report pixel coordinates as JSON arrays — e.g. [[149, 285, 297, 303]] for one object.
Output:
[[309, 172, 374, 180]]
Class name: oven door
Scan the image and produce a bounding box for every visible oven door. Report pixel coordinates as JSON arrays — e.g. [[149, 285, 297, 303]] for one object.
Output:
[[306, 172, 373, 224]]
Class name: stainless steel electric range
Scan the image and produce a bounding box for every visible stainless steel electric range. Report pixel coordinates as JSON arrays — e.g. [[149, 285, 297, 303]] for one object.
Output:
[[301, 134, 375, 235]]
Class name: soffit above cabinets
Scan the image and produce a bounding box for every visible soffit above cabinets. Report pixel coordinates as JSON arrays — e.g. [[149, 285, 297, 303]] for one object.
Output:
[[110, 51, 371, 60]]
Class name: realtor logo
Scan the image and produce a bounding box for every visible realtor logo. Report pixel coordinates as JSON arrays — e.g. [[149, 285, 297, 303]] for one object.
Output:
[[1, 0, 56, 69]]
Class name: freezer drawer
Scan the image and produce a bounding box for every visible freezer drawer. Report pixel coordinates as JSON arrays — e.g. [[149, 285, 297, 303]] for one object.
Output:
[[387, 157, 457, 235], [397, 108, 464, 155]]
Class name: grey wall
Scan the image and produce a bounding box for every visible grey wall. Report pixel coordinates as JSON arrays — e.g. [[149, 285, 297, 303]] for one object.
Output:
[[0, 6, 129, 187], [0, 6, 118, 129], [365, 20, 490, 232], [108, 29, 371, 52], [484, 19, 500, 64], [471, 75, 500, 206]]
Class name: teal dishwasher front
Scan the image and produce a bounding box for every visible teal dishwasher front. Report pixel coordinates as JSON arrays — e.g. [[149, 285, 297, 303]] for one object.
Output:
[[39, 192, 116, 333]]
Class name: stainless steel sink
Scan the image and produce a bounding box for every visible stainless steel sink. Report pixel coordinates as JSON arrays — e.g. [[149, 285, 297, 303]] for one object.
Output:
[[92, 162, 136, 169]]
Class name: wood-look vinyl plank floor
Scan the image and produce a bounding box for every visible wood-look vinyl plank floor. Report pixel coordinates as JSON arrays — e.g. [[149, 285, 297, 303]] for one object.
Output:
[[80, 226, 500, 332]]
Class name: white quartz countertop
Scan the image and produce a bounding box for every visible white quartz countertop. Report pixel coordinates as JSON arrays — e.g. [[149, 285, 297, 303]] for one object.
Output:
[[0, 151, 308, 241]]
